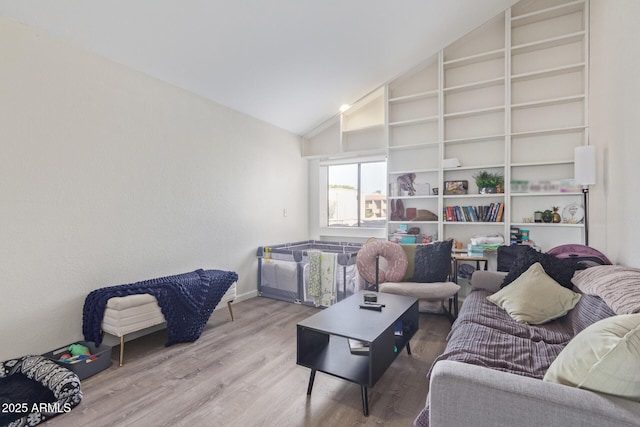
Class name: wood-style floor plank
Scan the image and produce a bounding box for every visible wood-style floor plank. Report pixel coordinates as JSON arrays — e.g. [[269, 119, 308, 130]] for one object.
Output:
[[44, 297, 451, 427]]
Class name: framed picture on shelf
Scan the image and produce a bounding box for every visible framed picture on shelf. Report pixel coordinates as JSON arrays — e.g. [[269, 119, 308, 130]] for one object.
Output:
[[444, 180, 468, 195]]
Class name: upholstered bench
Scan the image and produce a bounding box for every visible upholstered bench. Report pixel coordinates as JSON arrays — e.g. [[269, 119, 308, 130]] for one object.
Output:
[[101, 283, 236, 366], [83, 269, 238, 367]]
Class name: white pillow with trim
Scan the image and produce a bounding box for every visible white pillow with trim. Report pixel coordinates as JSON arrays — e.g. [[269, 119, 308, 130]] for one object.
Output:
[[544, 313, 640, 401]]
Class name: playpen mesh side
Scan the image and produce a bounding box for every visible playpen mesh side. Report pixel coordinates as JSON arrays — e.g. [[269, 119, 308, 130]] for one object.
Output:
[[257, 241, 363, 306], [259, 258, 300, 302]]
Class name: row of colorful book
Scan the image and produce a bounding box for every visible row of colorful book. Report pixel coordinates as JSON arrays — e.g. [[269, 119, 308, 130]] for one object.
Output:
[[444, 202, 504, 223]]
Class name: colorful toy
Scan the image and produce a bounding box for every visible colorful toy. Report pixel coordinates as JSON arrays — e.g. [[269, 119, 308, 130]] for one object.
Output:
[[69, 343, 90, 357], [58, 343, 97, 364]]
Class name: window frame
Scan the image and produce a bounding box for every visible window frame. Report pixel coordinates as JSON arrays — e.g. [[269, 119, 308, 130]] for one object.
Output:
[[319, 155, 387, 233]]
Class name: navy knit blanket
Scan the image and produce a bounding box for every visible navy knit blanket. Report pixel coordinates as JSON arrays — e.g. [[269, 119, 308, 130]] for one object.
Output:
[[83, 269, 238, 346]]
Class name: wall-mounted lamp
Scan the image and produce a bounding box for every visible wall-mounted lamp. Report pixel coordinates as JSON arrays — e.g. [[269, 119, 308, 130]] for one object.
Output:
[[574, 145, 596, 246]]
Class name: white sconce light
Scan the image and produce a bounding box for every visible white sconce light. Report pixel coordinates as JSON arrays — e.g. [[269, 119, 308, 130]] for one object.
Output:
[[574, 145, 596, 245], [574, 145, 596, 186]]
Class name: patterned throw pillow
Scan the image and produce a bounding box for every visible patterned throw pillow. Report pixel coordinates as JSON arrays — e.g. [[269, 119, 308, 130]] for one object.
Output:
[[413, 240, 453, 283], [501, 246, 586, 289], [571, 265, 640, 314]]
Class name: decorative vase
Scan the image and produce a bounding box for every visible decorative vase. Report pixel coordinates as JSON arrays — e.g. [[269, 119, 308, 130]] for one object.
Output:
[[542, 209, 553, 223], [552, 206, 561, 223], [479, 187, 497, 194]]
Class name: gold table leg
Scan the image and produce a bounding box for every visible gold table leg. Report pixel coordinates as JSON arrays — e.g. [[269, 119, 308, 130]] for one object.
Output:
[[227, 301, 234, 321], [119, 336, 124, 367]]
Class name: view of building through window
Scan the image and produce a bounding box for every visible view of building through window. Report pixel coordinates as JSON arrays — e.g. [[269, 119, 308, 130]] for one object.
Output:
[[327, 161, 386, 227]]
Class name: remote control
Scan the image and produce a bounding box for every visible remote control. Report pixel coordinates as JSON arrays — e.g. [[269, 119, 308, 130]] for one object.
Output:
[[359, 304, 382, 311], [364, 302, 385, 307]]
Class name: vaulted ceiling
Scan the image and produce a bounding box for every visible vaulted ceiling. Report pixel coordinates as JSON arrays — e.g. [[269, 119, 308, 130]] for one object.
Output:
[[0, 0, 518, 135]]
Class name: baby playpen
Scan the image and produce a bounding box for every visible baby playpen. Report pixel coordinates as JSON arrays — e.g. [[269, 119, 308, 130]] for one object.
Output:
[[256, 240, 364, 307]]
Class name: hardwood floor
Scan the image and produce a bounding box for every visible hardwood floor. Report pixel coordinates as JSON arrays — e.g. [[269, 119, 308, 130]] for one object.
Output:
[[44, 297, 451, 427]]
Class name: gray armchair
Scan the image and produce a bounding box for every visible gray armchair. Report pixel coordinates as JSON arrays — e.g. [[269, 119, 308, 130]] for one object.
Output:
[[357, 240, 460, 320]]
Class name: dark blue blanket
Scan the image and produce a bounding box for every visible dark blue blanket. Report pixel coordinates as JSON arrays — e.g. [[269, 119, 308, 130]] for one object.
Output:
[[83, 269, 238, 346]]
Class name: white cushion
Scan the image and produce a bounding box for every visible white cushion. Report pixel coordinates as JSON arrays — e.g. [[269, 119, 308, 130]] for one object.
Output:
[[102, 295, 164, 336], [106, 293, 158, 310], [487, 262, 581, 324], [544, 313, 640, 401], [380, 281, 460, 301]]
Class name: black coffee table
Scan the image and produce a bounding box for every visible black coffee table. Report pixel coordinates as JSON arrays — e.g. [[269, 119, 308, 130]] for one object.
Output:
[[296, 291, 419, 416]]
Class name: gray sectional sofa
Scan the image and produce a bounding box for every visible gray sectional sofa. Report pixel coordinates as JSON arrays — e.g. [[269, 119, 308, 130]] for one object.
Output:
[[415, 269, 640, 427]]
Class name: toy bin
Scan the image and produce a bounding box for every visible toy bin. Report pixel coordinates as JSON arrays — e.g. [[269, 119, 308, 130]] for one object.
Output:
[[257, 240, 365, 307], [43, 341, 112, 380]]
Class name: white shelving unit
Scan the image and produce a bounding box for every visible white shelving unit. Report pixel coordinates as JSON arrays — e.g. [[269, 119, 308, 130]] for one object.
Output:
[[507, 0, 588, 249], [302, 87, 386, 159], [303, 0, 590, 252], [437, 12, 508, 245], [386, 54, 441, 242], [302, 116, 341, 158], [386, 0, 590, 250], [341, 88, 385, 155]]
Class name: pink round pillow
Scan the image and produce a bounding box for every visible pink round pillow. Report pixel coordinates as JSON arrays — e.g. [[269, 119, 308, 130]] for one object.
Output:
[[356, 240, 408, 284]]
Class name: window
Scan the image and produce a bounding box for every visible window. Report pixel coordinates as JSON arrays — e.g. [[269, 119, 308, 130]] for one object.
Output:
[[326, 161, 386, 227]]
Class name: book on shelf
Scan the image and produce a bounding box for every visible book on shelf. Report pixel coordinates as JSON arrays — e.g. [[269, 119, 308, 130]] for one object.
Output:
[[462, 206, 471, 221], [489, 202, 503, 222], [495, 202, 504, 222], [466, 205, 478, 222], [348, 339, 370, 355], [394, 320, 404, 337], [445, 206, 454, 222], [444, 203, 503, 222], [480, 204, 488, 222], [485, 203, 494, 222], [481, 204, 490, 222]]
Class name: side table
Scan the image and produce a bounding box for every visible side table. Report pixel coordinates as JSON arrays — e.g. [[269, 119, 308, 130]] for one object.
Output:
[[451, 253, 489, 284]]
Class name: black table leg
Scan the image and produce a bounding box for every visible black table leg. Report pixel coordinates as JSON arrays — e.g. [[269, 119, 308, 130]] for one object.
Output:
[[307, 369, 316, 395], [361, 386, 369, 416], [452, 258, 458, 283], [406, 341, 412, 355], [454, 293, 459, 318]]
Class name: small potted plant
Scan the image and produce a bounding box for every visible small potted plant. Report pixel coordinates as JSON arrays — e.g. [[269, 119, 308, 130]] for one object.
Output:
[[473, 171, 504, 194]]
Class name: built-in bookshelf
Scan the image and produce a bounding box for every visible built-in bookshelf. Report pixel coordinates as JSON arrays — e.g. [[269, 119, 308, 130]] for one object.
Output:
[[303, 0, 589, 251]]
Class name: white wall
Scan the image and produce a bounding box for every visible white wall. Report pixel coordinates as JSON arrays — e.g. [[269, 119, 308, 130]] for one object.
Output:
[[0, 18, 308, 361], [589, 0, 640, 266]]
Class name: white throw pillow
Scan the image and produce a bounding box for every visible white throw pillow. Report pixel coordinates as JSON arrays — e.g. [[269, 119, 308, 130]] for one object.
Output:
[[487, 262, 581, 324], [544, 313, 640, 401]]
